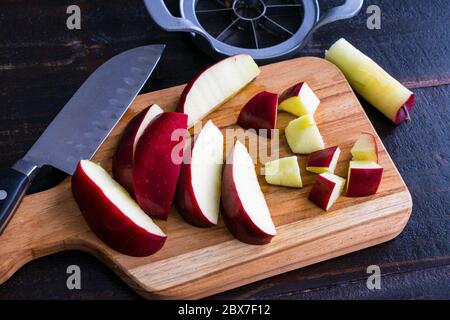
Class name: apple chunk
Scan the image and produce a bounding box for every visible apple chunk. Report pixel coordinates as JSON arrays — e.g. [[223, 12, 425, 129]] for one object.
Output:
[[221, 141, 276, 245], [264, 156, 302, 188], [307, 146, 341, 174], [112, 104, 163, 195], [285, 114, 324, 154], [326, 38, 414, 124], [72, 160, 166, 257], [237, 91, 278, 138], [133, 112, 188, 220], [179, 54, 260, 127], [175, 120, 224, 227], [346, 161, 383, 197], [351, 133, 378, 163], [278, 82, 320, 117], [308, 173, 346, 211]]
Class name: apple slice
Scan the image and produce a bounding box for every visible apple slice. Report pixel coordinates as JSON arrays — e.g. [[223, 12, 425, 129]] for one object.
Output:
[[306, 146, 341, 174], [325, 38, 414, 125], [351, 133, 378, 163], [175, 120, 224, 227], [72, 160, 166, 257], [112, 104, 163, 195], [237, 91, 278, 138], [133, 112, 188, 220], [285, 114, 324, 154], [308, 173, 346, 211], [264, 156, 302, 188], [179, 54, 260, 127], [346, 161, 383, 197], [221, 141, 276, 245], [278, 82, 320, 117]]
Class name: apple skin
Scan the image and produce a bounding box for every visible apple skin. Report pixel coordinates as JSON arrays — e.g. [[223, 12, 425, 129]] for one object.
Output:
[[133, 112, 188, 220], [112, 105, 164, 195], [346, 162, 383, 197], [307, 146, 340, 174], [179, 54, 260, 127], [237, 91, 278, 138], [308, 175, 335, 211], [72, 162, 166, 257], [308, 173, 345, 211], [221, 142, 275, 245], [176, 153, 215, 227]]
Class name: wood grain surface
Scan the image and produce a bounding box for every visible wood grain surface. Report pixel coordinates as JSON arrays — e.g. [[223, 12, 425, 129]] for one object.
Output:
[[0, 0, 448, 300], [0, 57, 412, 299]]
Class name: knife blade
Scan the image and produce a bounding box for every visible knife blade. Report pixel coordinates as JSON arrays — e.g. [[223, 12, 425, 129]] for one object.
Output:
[[0, 44, 165, 234]]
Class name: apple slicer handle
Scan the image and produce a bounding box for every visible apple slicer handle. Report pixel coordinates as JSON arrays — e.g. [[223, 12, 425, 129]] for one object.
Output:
[[313, 0, 364, 32], [144, 0, 208, 37]]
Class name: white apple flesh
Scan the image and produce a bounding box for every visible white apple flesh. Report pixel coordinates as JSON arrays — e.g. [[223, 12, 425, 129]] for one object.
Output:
[[326, 38, 414, 124], [285, 114, 324, 154], [278, 82, 320, 117], [221, 141, 276, 245], [351, 132, 378, 163], [175, 120, 224, 227], [179, 54, 260, 127], [72, 160, 166, 257], [264, 156, 302, 188], [308, 172, 346, 211]]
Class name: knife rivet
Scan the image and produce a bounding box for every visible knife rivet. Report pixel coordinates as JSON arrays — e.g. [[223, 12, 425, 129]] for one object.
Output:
[[0, 190, 7, 200]]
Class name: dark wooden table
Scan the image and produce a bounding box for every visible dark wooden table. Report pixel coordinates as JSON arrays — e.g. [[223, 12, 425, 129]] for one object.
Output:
[[0, 0, 449, 300]]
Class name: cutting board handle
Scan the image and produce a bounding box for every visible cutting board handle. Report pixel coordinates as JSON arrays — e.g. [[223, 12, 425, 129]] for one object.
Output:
[[0, 179, 91, 285]]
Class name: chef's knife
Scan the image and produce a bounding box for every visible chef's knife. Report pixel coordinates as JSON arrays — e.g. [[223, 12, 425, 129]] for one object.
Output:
[[0, 44, 165, 234]]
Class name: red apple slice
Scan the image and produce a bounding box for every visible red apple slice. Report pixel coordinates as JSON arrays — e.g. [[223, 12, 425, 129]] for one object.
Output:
[[133, 112, 188, 220], [278, 82, 320, 117], [112, 104, 163, 195], [308, 173, 346, 211], [346, 161, 383, 197], [72, 160, 166, 257], [306, 146, 341, 174], [237, 91, 278, 138], [221, 141, 276, 245], [179, 54, 260, 127], [350, 132, 378, 163], [175, 120, 224, 227]]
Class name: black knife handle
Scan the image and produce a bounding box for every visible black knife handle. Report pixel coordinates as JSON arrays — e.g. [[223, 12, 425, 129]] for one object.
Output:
[[0, 160, 38, 235]]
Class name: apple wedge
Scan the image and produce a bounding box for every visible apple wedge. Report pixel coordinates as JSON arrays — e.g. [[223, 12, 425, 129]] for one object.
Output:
[[175, 120, 224, 227], [285, 114, 324, 154], [346, 161, 383, 197], [308, 173, 346, 211], [306, 146, 341, 174], [72, 160, 166, 257], [326, 38, 414, 124], [112, 104, 163, 195], [351, 132, 378, 163], [278, 82, 320, 117], [237, 91, 278, 138], [221, 141, 276, 245], [264, 156, 302, 188], [133, 112, 188, 220], [179, 54, 260, 127]]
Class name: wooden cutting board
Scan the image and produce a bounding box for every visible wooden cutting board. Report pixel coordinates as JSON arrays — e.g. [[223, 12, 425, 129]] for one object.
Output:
[[0, 57, 412, 299]]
